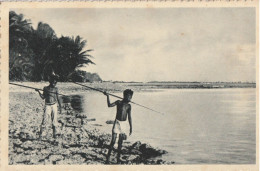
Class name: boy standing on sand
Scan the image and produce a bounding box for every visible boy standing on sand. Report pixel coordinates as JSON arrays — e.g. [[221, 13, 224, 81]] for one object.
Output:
[[35, 74, 62, 140], [104, 89, 133, 164]]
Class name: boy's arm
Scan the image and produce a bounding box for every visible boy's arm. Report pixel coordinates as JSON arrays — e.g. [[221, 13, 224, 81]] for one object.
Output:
[[35, 88, 45, 99], [56, 88, 62, 114], [128, 105, 132, 136], [104, 92, 118, 107]]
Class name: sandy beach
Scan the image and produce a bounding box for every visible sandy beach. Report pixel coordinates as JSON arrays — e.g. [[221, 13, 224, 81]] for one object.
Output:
[[9, 82, 172, 165]]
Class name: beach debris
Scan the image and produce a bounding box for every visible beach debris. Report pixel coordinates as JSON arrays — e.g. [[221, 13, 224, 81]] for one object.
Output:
[[92, 124, 102, 127], [86, 118, 96, 122], [130, 141, 167, 158], [105, 120, 114, 124]]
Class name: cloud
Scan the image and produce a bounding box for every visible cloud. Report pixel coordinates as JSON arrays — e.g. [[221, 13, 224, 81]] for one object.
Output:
[[13, 8, 256, 82]]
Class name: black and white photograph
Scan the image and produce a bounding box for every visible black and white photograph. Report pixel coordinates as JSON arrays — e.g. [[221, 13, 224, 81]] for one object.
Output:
[[1, 1, 258, 168]]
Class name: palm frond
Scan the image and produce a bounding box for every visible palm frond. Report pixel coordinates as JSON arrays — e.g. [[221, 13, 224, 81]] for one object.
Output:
[[81, 54, 94, 59], [75, 35, 81, 45], [78, 58, 95, 65], [79, 50, 94, 56]]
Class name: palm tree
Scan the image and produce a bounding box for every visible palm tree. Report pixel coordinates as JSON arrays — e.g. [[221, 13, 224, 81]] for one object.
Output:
[[9, 11, 96, 81], [29, 22, 57, 81], [53, 36, 95, 81], [9, 11, 35, 81], [9, 11, 32, 48]]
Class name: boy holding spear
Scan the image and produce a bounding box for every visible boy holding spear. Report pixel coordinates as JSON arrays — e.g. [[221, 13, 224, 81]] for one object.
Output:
[[35, 74, 62, 140], [104, 89, 133, 164]]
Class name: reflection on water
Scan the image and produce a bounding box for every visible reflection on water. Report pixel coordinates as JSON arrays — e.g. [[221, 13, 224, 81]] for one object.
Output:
[[64, 88, 256, 164], [62, 95, 84, 112]]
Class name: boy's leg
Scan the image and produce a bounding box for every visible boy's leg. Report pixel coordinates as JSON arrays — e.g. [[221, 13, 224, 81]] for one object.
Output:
[[51, 104, 58, 139], [52, 125, 56, 139], [39, 106, 49, 139], [39, 120, 44, 139], [106, 133, 117, 164], [117, 134, 124, 164]]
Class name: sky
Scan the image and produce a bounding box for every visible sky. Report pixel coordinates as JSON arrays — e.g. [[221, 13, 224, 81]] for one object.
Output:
[[13, 8, 256, 82]]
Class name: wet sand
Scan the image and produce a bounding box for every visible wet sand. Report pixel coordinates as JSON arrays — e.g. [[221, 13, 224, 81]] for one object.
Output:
[[9, 82, 173, 165]]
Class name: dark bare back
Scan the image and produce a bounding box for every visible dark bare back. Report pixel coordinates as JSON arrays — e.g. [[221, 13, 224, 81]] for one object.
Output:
[[116, 100, 131, 121]]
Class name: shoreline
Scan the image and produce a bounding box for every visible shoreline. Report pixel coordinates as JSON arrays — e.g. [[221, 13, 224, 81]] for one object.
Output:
[[9, 83, 174, 165], [9, 81, 256, 93]]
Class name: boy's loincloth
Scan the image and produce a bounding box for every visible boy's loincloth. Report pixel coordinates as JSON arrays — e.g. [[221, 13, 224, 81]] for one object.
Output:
[[112, 119, 128, 135]]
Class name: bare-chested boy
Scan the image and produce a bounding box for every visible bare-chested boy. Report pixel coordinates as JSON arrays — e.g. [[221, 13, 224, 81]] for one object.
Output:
[[104, 89, 133, 164], [35, 75, 62, 140]]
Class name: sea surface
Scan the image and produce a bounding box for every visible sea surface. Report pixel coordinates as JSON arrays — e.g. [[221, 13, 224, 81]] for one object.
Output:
[[72, 88, 256, 164]]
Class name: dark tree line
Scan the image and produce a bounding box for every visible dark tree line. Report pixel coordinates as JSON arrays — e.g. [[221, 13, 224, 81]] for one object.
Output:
[[9, 11, 95, 81]]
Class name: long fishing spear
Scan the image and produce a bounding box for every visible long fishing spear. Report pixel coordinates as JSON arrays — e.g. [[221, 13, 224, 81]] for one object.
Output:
[[73, 82, 164, 115], [9, 82, 67, 96]]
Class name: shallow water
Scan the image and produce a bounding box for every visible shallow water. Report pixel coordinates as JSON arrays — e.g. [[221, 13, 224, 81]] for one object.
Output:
[[70, 88, 256, 164]]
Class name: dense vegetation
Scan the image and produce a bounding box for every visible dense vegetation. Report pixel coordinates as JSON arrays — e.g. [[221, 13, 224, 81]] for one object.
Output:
[[9, 11, 99, 82]]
